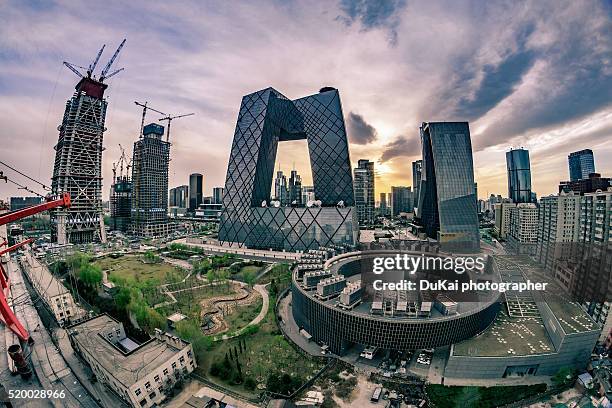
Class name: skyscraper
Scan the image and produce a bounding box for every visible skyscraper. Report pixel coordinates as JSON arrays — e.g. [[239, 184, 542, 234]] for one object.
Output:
[[218, 87, 357, 251], [131, 123, 171, 237], [189, 173, 203, 211], [415, 122, 479, 252], [568, 149, 595, 181], [354, 159, 375, 225], [391, 186, 412, 216], [212, 187, 225, 205], [169, 185, 188, 208], [274, 170, 288, 205], [50, 76, 109, 244], [412, 160, 422, 212], [506, 148, 533, 204], [288, 169, 302, 206]]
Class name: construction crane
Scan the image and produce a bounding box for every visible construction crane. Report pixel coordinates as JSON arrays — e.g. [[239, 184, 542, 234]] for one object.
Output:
[[63, 38, 126, 82], [159, 112, 195, 142], [112, 144, 132, 183], [0, 193, 71, 346], [134, 101, 166, 138]]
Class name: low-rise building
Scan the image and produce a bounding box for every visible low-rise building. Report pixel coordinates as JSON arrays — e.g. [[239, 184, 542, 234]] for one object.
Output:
[[67, 314, 196, 408], [19, 250, 83, 325]]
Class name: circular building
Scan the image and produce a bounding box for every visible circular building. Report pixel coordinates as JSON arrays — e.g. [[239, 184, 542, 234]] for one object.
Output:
[[291, 250, 501, 355]]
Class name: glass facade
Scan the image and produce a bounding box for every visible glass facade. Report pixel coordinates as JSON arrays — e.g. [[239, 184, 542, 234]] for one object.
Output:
[[218, 87, 357, 252], [416, 122, 480, 253], [506, 148, 533, 204], [568, 149, 595, 182]]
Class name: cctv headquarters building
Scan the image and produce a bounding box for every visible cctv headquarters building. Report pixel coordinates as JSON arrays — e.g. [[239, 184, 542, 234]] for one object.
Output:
[[218, 87, 358, 252]]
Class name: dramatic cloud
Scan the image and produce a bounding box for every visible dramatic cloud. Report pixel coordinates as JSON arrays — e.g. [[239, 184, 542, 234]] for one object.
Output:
[[347, 112, 378, 145], [0, 0, 610, 201], [379, 135, 420, 163], [337, 0, 407, 44]]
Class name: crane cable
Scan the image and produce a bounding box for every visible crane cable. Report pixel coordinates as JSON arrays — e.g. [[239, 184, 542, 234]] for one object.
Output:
[[5, 178, 46, 199], [0, 160, 51, 191]]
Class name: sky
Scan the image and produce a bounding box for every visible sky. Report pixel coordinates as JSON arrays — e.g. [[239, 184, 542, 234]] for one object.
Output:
[[0, 0, 611, 202]]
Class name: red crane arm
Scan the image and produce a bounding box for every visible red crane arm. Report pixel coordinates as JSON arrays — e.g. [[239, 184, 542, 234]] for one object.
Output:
[[0, 193, 70, 227], [0, 239, 34, 257]]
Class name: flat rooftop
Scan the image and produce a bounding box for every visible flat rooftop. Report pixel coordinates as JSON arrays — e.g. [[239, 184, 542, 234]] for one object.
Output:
[[70, 314, 186, 386], [545, 296, 598, 334], [452, 310, 554, 357]]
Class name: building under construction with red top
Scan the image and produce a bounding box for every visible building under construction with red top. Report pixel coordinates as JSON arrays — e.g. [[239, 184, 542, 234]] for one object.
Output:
[[50, 39, 126, 244]]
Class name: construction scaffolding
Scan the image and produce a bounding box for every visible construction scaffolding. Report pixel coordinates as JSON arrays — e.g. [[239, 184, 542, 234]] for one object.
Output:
[[50, 77, 108, 244], [50, 39, 126, 244], [130, 123, 172, 237]]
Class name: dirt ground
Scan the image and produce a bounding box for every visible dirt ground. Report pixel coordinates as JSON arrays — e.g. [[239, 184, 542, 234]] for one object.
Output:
[[332, 374, 383, 408]]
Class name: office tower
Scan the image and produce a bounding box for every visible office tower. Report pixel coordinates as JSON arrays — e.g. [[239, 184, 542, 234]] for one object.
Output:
[[354, 159, 375, 225], [169, 185, 188, 208], [412, 160, 422, 212], [507, 203, 539, 255], [416, 122, 479, 252], [218, 87, 357, 251], [288, 169, 303, 206], [559, 172, 611, 195], [535, 191, 582, 271], [110, 176, 132, 233], [569, 149, 595, 181], [50, 76, 110, 244], [379, 192, 389, 216], [274, 170, 288, 205], [131, 123, 171, 237], [212, 187, 225, 205], [391, 186, 412, 216], [506, 148, 533, 204], [302, 186, 315, 205], [189, 173, 203, 211]]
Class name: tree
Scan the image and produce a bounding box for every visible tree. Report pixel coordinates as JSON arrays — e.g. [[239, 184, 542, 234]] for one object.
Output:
[[552, 367, 575, 388], [243, 270, 257, 288], [79, 264, 103, 288], [115, 287, 132, 311]]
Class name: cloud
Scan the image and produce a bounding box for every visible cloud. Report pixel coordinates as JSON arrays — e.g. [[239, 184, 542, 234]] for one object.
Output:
[[337, 0, 407, 45], [379, 135, 420, 163], [347, 112, 377, 144]]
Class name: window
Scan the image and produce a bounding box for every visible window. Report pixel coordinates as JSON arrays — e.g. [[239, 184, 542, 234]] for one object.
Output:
[[154, 375, 160, 383], [145, 382, 151, 389], [163, 368, 169, 375], [149, 392, 156, 399], [179, 356, 185, 364], [171, 362, 177, 369], [135, 388, 141, 396], [139, 399, 147, 407], [187, 350, 192, 358]]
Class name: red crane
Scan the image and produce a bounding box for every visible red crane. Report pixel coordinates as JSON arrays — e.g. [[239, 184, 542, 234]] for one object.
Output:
[[0, 192, 71, 343]]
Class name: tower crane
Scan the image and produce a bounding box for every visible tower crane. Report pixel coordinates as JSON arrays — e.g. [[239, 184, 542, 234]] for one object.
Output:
[[159, 112, 195, 142], [135, 101, 166, 138], [62, 38, 126, 82]]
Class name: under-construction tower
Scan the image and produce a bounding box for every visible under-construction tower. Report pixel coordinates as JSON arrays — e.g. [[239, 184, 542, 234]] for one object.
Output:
[[50, 39, 126, 244], [110, 145, 132, 232], [130, 123, 171, 237]]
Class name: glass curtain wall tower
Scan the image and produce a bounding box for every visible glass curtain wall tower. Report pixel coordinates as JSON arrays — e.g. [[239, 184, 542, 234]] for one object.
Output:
[[218, 87, 357, 252], [416, 122, 480, 252], [568, 149, 595, 181], [506, 148, 533, 203]]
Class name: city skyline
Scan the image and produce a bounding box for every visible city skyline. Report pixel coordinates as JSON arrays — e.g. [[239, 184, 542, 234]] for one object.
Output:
[[1, 1, 611, 202]]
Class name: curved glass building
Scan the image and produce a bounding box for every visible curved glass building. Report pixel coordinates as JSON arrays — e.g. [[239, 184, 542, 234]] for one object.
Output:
[[506, 148, 533, 203], [218, 87, 358, 252], [415, 122, 480, 253]]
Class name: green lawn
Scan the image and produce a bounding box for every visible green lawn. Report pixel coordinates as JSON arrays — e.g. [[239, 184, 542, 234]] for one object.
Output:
[[199, 293, 324, 397], [224, 296, 263, 333], [426, 384, 547, 408], [96, 255, 186, 285]]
